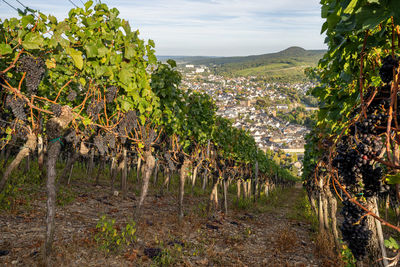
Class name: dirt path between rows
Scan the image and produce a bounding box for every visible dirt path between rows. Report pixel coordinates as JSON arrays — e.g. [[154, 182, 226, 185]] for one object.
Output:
[[0, 181, 323, 266]]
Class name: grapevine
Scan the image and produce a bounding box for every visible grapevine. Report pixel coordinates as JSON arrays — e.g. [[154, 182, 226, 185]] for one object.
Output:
[[0, 2, 298, 265], [303, 1, 400, 265]]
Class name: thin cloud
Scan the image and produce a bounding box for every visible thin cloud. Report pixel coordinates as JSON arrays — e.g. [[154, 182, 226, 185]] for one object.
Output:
[[0, 0, 326, 56]]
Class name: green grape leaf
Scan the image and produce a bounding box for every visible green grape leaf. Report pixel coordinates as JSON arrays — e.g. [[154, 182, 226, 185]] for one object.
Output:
[[119, 68, 132, 85], [118, 97, 134, 111], [0, 43, 12, 55], [79, 77, 86, 86], [84, 43, 98, 58], [21, 15, 34, 27], [167, 59, 177, 68], [124, 44, 136, 59], [82, 117, 92, 126], [148, 39, 155, 47], [371, 75, 382, 87], [66, 47, 84, 70], [22, 32, 44, 50], [148, 54, 157, 65], [385, 173, 400, 185], [48, 15, 57, 24], [5, 127, 12, 135], [356, 6, 387, 31], [97, 46, 108, 58], [85, 0, 93, 10], [343, 0, 358, 14], [384, 237, 399, 250]]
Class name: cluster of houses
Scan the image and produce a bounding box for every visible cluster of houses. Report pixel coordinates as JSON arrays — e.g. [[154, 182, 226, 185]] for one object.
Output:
[[217, 104, 308, 152], [180, 66, 315, 172]]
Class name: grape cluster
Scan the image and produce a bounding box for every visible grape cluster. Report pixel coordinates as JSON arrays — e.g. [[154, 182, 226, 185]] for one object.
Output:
[[354, 114, 385, 135], [332, 58, 399, 261], [51, 103, 62, 117], [118, 110, 137, 136], [64, 130, 79, 147], [333, 81, 392, 196], [216, 156, 225, 171], [144, 128, 156, 150], [362, 165, 388, 197], [164, 152, 176, 171], [379, 55, 399, 84], [126, 111, 138, 129], [333, 135, 386, 196], [0, 113, 9, 129], [67, 90, 77, 102], [333, 140, 360, 188], [0, 72, 6, 92], [87, 100, 103, 118], [6, 95, 26, 120], [94, 134, 107, 155], [15, 123, 28, 139], [106, 86, 117, 103], [186, 142, 195, 155], [176, 153, 185, 169], [340, 200, 371, 260], [105, 132, 116, 149], [364, 87, 391, 133], [17, 55, 46, 95]]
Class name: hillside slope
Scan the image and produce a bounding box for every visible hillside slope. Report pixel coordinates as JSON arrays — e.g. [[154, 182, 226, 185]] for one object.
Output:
[[189, 47, 326, 81]]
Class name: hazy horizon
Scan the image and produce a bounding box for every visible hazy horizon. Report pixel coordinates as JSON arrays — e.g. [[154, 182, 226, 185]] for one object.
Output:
[[155, 46, 327, 57]]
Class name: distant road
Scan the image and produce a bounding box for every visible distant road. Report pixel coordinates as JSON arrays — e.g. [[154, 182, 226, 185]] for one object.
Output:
[[281, 148, 305, 153]]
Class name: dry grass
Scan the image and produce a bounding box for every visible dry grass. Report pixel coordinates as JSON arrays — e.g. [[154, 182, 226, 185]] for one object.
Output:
[[313, 231, 344, 267], [1, 173, 319, 266], [274, 224, 298, 253]]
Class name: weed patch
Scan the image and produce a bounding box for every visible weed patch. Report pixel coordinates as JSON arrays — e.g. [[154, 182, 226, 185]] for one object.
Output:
[[94, 215, 137, 254]]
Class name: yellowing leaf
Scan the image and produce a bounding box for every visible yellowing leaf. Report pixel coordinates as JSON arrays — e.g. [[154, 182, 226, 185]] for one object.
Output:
[[79, 77, 86, 86], [66, 47, 84, 70], [45, 58, 56, 69], [82, 117, 92, 126]]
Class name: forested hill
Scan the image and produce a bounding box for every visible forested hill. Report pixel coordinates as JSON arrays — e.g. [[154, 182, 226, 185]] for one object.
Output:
[[189, 46, 323, 64], [174, 47, 326, 81]]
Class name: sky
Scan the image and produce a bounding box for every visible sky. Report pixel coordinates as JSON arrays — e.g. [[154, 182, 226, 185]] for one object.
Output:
[[0, 0, 326, 56]]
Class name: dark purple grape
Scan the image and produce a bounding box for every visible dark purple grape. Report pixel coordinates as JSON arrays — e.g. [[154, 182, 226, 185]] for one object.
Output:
[[340, 200, 371, 260], [106, 86, 117, 103], [379, 55, 399, 84], [51, 103, 62, 117], [67, 90, 77, 101], [6, 95, 26, 120], [17, 55, 46, 95]]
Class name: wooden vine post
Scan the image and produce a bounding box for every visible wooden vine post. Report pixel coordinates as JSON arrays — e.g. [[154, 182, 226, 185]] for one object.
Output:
[[44, 106, 74, 264]]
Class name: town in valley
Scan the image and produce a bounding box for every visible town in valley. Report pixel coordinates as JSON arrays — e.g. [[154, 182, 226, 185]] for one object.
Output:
[[176, 63, 318, 175]]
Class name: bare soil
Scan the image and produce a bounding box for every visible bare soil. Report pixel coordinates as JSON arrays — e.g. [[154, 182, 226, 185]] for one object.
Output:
[[0, 179, 329, 266]]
